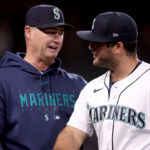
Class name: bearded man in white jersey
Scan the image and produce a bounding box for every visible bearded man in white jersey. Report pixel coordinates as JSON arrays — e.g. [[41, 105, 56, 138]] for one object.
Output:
[[53, 11, 150, 150]]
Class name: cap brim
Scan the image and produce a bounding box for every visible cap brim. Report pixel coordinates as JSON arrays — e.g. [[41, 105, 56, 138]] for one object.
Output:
[[76, 31, 99, 42], [76, 31, 108, 42], [37, 23, 74, 31]]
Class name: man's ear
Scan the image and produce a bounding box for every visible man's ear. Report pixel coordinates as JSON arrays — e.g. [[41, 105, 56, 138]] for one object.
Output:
[[114, 42, 124, 55], [24, 25, 32, 40]]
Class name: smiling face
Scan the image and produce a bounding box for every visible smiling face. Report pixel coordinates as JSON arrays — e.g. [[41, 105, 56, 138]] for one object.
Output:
[[25, 26, 64, 64]]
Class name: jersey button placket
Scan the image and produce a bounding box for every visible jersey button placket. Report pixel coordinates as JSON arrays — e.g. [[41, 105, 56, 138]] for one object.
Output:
[[110, 86, 118, 104]]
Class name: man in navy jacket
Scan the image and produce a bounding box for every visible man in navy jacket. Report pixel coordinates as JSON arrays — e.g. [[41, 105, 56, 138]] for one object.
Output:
[[0, 4, 87, 150]]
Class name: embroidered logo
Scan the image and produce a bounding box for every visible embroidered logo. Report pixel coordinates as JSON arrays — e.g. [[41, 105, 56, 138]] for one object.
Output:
[[91, 18, 96, 30], [89, 105, 145, 129], [93, 88, 103, 93], [113, 33, 119, 37], [45, 114, 49, 121], [54, 115, 60, 120], [53, 8, 60, 20]]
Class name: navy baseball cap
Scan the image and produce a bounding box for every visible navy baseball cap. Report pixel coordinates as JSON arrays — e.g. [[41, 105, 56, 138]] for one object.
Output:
[[25, 4, 74, 30], [76, 12, 138, 42]]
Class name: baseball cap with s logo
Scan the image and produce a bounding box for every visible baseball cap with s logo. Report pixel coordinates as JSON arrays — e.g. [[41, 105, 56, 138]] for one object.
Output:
[[76, 11, 138, 42], [25, 4, 74, 30], [53, 8, 61, 20]]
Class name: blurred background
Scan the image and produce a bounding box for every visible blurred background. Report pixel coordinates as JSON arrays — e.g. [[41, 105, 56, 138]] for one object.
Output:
[[0, 0, 150, 149]]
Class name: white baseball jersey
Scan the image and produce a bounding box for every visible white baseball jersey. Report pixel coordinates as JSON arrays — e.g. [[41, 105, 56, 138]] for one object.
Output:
[[68, 61, 150, 150]]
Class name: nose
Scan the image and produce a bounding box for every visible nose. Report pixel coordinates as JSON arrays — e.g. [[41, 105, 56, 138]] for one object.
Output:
[[53, 33, 63, 42]]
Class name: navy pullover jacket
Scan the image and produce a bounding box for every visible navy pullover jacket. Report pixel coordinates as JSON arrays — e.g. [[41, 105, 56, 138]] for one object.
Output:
[[0, 51, 87, 150]]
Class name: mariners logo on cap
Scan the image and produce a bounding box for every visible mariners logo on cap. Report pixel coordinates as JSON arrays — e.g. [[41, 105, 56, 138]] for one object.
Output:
[[91, 18, 96, 30], [53, 7, 61, 20]]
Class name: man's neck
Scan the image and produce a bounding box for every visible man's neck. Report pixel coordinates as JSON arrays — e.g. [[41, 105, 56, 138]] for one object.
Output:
[[24, 55, 54, 71], [110, 58, 139, 82]]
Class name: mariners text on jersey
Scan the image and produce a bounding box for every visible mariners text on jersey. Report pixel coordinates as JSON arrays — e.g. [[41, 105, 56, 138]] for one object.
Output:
[[89, 104, 145, 129]]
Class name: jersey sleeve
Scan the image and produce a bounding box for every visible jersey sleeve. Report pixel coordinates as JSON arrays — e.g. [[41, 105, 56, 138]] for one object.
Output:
[[67, 88, 94, 136]]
